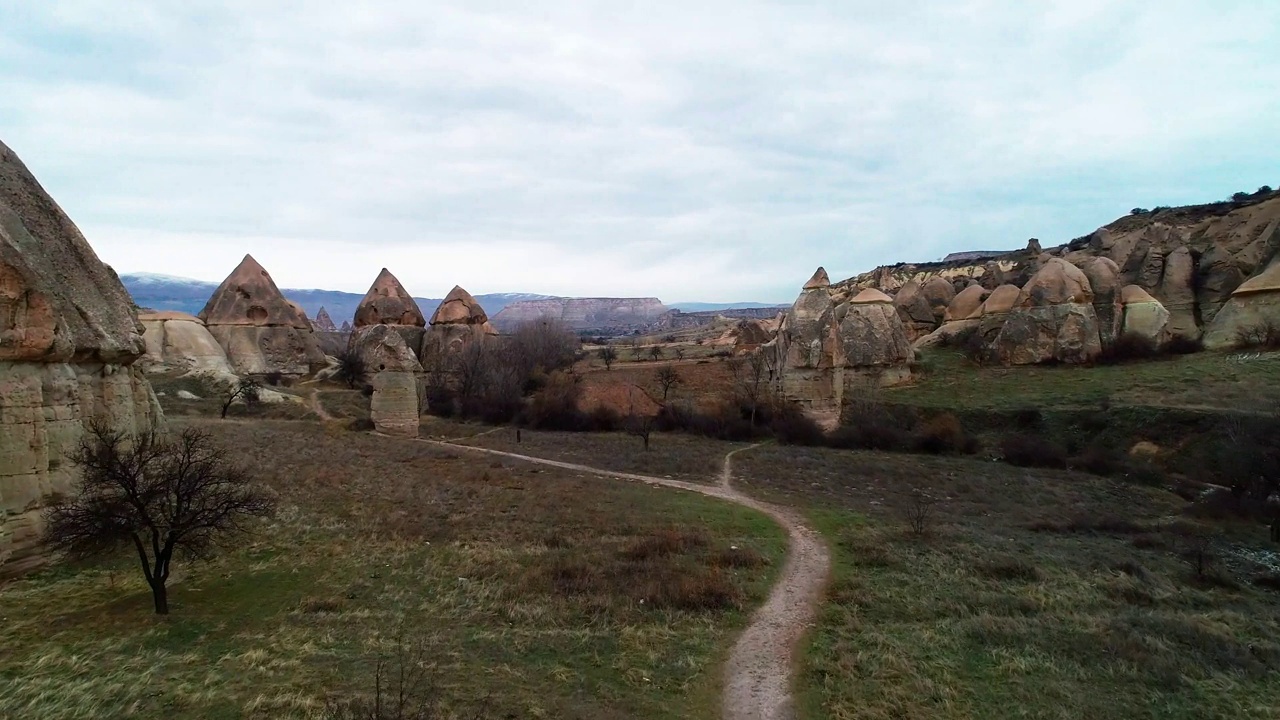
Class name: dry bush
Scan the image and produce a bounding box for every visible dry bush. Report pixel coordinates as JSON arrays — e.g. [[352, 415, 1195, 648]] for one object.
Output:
[[1028, 515, 1147, 534], [621, 527, 710, 560], [1097, 333, 1160, 364], [709, 545, 768, 569], [911, 412, 977, 454], [1234, 321, 1280, 350], [1000, 433, 1068, 468], [974, 557, 1042, 582], [903, 492, 936, 537]]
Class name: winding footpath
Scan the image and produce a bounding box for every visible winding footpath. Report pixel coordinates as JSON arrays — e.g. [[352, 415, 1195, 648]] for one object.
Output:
[[413, 436, 832, 720]]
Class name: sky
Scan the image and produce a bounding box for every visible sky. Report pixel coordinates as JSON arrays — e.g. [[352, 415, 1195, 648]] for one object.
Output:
[[1, 2, 1278, 303]]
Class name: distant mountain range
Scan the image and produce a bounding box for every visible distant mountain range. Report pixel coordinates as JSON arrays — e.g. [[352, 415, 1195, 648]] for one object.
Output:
[[120, 273, 552, 324], [120, 273, 780, 325]]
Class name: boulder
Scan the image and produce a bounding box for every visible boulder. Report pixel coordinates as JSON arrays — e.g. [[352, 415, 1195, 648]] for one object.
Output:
[[1203, 257, 1280, 349], [892, 280, 936, 340], [731, 319, 774, 355], [991, 260, 1102, 365], [1076, 257, 1122, 347], [1119, 285, 1170, 345], [0, 139, 165, 577], [138, 311, 234, 375], [980, 261, 1007, 290], [354, 268, 426, 328], [920, 276, 956, 318], [199, 255, 325, 376], [944, 284, 990, 323], [839, 289, 913, 389]]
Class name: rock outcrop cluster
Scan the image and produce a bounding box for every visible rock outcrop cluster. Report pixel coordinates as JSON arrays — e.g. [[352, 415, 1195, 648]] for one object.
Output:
[[198, 255, 326, 376], [138, 311, 235, 376], [0, 140, 165, 577], [764, 268, 914, 427], [839, 193, 1280, 348]]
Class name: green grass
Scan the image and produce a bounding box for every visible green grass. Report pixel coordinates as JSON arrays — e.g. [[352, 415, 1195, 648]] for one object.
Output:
[[729, 444, 1280, 719], [0, 420, 786, 719], [891, 349, 1280, 413]]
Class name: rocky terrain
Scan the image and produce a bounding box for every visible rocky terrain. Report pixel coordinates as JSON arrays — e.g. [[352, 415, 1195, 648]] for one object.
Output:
[[492, 297, 668, 333], [0, 140, 164, 577], [836, 191, 1280, 346]]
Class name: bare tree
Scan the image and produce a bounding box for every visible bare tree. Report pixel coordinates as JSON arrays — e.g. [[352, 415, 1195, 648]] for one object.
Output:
[[728, 352, 770, 426], [221, 378, 261, 419], [599, 346, 618, 371], [655, 366, 682, 403], [625, 390, 654, 451], [904, 491, 936, 537], [648, 346, 664, 361], [674, 347, 685, 361], [44, 424, 274, 614]]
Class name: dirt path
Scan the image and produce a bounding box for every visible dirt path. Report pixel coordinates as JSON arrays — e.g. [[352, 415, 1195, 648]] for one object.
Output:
[[412, 436, 831, 720], [306, 389, 334, 422]]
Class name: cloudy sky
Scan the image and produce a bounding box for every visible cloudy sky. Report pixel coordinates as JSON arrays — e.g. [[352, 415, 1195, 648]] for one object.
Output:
[[2, 2, 1277, 303]]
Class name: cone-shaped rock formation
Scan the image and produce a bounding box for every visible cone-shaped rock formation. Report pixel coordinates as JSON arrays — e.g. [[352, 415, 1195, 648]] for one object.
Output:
[[199, 255, 324, 375]]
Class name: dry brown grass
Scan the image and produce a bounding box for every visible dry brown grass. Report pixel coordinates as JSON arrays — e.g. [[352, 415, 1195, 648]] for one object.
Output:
[[731, 445, 1280, 719], [444, 421, 747, 484], [0, 419, 785, 719]]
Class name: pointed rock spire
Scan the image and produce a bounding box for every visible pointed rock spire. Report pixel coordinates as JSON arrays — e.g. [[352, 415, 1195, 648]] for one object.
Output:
[[803, 267, 830, 290], [198, 254, 310, 328], [354, 268, 426, 327], [313, 307, 337, 332], [430, 285, 491, 325]]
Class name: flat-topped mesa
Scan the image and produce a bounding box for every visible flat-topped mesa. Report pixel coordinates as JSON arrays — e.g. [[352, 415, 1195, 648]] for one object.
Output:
[[198, 254, 310, 329], [354, 268, 426, 328], [0, 138, 164, 577], [199, 255, 325, 376]]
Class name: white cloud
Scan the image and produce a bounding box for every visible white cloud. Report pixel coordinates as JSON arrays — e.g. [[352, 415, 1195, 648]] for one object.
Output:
[[2, 0, 1278, 302]]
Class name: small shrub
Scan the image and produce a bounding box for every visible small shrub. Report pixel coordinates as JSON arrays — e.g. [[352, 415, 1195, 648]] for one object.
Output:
[[360, 383, 375, 397], [1234, 321, 1280, 350], [299, 596, 347, 614], [903, 492, 936, 537], [347, 418, 375, 432], [1097, 333, 1159, 364], [620, 527, 709, 561], [1162, 335, 1203, 355], [1013, 406, 1043, 429], [1253, 572, 1280, 591], [264, 370, 285, 387], [1071, 441, 1123, 476], [1000, 433, 1067, 468], [770, 405, 825, 446], [912, 413, 976, 454], [710, 545, 768, 569]]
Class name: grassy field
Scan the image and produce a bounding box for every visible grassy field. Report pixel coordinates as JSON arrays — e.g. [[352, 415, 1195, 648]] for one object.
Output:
[[444, 422, 747, 485], [0, 420, 786, 719], [891, 348, 1280, 413], [731, 445, 1280, 720]]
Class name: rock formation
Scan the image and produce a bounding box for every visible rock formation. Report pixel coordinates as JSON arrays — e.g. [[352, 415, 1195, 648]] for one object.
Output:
[[834, 193, 1280, 341], [421, 285, 499, 366], [1119, 285, 1171, 345], [1076, 257, 1122, 347], [0, 139, 164, 577], [340, 320, 352, 332], [1203, 258, 1280, 349], [765, 268, 844, 428], [839, 288, 913, 388], [731, 319, 774, 355], [198, 255, 326, 376], [348, 270, 428, 436], [313, 307, 337, 332], [354, 268, 427, 328], [991, 259, 1102, 365], [492, 297, 668, 333], [138, 311, 234, 376]]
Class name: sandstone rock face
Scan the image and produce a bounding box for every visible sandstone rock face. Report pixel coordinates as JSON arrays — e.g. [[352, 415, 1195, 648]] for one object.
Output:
[[370, 371, 420, 437], [839, 289, 913, 390], [313, 307, 337, 332], [1077, 257, 1122, 347], [422, 286, 499, 364], [893, 280, 936, 340], [991, 261, 1102, 365], [0, 139, 164, 577], [945, 285, 990, 322], [731, 319, 774, 355], [1203, 257, 1280, 349], [138, 311, 233, 375], [766, 272, 845, 428], [199, 255, 325, 376], [1119, 285, 1171, 345], [835, 194, 1280, 342], [350, 325, 423, 374], [803, 266, 831, 290], [354, 268, 426, 328], [492, 297, 668, 333]]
